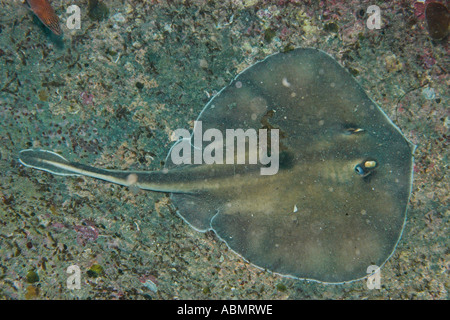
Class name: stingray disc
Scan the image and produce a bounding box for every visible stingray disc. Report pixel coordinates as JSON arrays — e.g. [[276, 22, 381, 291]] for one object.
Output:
[[166, 48, 414, 283]]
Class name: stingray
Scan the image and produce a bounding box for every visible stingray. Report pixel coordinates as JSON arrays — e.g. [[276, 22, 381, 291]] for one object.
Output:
[[18, 48, 415, 283]]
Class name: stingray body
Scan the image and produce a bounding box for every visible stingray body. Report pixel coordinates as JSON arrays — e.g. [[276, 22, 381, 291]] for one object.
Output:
[[19, 48, 415, 283]]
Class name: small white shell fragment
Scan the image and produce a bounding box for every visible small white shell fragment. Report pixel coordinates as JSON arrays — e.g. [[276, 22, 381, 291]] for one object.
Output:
[[112, 13, 126, 22], [282, 77, 291, 87]]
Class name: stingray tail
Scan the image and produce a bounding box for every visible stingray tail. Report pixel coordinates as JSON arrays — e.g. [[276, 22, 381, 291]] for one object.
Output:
[[17, 149, 190, 193], [18, 149, 131, 186]]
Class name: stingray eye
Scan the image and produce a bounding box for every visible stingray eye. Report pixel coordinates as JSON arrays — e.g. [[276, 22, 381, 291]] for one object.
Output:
[[364, 160, 377, 169], [354, 159, 378, 177]]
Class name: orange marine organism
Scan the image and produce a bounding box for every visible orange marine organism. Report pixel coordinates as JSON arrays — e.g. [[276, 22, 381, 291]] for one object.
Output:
[[26, 0, 62, 35]]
